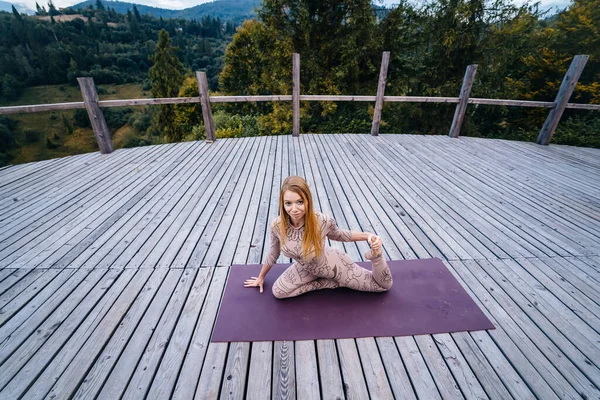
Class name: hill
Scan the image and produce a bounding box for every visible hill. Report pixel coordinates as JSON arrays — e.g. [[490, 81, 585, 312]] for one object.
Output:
[[71, 0, 259, 21]]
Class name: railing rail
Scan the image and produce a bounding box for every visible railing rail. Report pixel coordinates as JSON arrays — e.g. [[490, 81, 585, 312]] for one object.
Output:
[[1, 53, 598, 153]]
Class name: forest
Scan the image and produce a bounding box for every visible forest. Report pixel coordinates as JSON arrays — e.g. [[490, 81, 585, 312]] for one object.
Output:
[[0, 0, 598, 166]]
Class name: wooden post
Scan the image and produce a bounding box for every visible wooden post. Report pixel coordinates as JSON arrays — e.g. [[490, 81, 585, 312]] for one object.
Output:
[[449, 64, 478, 138], [77, 77, 113, 154], [371, 51, 390, 136], [196, 71, 216, 142], [293, 53, 300, 137], [537, 55, 588, 145]]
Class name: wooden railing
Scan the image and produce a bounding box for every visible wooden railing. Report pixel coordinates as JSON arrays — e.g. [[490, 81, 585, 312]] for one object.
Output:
[[1, 53, 598, 154]]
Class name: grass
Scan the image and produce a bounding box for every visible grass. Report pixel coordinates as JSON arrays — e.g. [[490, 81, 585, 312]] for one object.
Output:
[[1, 83, 148, 165]]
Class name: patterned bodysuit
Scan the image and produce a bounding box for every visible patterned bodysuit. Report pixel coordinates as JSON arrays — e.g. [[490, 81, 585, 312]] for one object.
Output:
[[265, 212, 393, 299]]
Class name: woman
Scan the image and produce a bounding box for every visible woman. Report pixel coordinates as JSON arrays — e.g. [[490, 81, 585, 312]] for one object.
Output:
[[244, 176, 393, 298]]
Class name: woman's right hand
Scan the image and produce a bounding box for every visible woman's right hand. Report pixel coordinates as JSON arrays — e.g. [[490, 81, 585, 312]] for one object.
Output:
[[244, 276, 264, 293]]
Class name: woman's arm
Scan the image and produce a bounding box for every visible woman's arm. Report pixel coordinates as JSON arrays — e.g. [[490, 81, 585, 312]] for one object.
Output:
[[260, 224, 281, 277], [349, 231, 371, 242], [326, 215, 373, 243]]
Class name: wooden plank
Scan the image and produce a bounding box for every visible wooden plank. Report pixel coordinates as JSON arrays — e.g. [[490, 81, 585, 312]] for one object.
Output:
[[395, 336, 442, 399], [169, 139, 254, 269], [0, 101, 86, 114], [1, 269, 136, 398], [0, 153, 97, 204], [0, 146, 169, 264], [469, 98, 553, 108], [272, 340, 295, 400], [456, 259, 600, 395], [450, 332, 514, 399], [493, 258, 600, 359], [449, 64, 478, 138], [90, 140, 230, 269], [72, 268, 181, 399], [0, 269, 37, 296], [293, 53, 300, 137], [194, 342, 229, 399], [168, 267, 227, 400], [295, 341, 321, 400], [0, 269, 62, 326], [203, 137, 267, 267], [96, 268, 197, 399], [132, 267, 216, 399], [0, 145, 155, 224], [375, 337, 416, 400], [7, 144, 195, 269], [324, 137, 548, 396], [441, 137, 600, 236], [31, 269, 153, 399], [210, 95, 292, 103], [321, 134, 458, 261], [54, 268, 173, 399], [431, 334, 489, 400], [355, 338, 395, 399], [77, 77, 113, 153], [430, 137, 600, 252], [197, 71, 216, 142], [84, 142, 222, 269], [537, 55, 589, 145], [0, 146, 152, 241], [0, 269, 86, 358], [220, 342, 250, 400], [180, 139, 256, 268], [231, 137, 275, 265], [383, 96, 458, 103], [414, 335, 465, 399], [0, 269, 118, 390], [315, 340, 343, 399], [343, 135, 485, 259], [63, 142, 221, 270], [378, 135, 560, 258]]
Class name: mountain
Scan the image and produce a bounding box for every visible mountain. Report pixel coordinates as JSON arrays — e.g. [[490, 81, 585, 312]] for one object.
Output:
[[70, 0, 259, 21], [0, 0, 34, 14]]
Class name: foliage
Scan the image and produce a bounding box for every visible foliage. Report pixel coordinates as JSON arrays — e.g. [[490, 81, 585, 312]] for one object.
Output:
[[148, 29, 185, 142]]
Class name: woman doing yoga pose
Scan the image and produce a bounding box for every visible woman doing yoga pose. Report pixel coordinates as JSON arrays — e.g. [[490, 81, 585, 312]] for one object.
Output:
[[244, 176, 393, 298]]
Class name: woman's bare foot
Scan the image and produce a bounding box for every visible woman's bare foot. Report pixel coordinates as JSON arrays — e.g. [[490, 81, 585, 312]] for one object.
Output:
[[370, 236, 383, 258]]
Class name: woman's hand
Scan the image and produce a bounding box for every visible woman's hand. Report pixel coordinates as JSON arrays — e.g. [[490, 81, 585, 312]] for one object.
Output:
[[244, 276, 265, 293], [366, 233, 381, 244], [367, 233, 383, 257]]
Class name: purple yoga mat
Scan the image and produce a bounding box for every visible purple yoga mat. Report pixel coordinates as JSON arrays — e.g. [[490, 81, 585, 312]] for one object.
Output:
[[211, 258, 494, 342]]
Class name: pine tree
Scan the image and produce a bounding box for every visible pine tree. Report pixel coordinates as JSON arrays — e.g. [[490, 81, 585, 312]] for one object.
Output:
[[12, 5, 23, 22], [148, 29, 185, 142]]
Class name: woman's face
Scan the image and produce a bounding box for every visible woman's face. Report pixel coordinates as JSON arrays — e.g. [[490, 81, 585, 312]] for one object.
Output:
[[283, 190, 305, 222]]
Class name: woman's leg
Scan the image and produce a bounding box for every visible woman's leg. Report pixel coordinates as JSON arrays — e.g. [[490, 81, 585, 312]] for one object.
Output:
[[272, 262, 339, 299], [325, 248, 393, 292]]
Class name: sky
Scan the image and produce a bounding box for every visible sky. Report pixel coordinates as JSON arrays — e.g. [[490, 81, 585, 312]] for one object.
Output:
[[14, 0, 570, 16]]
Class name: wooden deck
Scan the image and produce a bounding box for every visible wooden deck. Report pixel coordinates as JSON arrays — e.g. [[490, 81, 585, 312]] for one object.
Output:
[[0, 133, 599, 399]]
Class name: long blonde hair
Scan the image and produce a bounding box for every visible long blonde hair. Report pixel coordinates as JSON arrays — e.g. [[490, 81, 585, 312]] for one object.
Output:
[[279, 176, 322, 259]]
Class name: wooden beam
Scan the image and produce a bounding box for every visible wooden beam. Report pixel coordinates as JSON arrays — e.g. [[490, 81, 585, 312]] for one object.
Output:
[[293, 53, 300, 137], [469, 98, 554, 108], [449, 64, 478, 138], [537, 55, 589, 145], [77, 77, 113, 154], [371, 51, 390, 136], [196, 71, 216, 143]]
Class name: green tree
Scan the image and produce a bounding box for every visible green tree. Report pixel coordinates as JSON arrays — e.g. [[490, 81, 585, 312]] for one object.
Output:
[[148, 29, 185, 141]]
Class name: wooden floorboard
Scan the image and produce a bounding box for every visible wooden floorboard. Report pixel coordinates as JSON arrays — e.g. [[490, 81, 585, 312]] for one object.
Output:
[[1, 134, 599, 399]]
